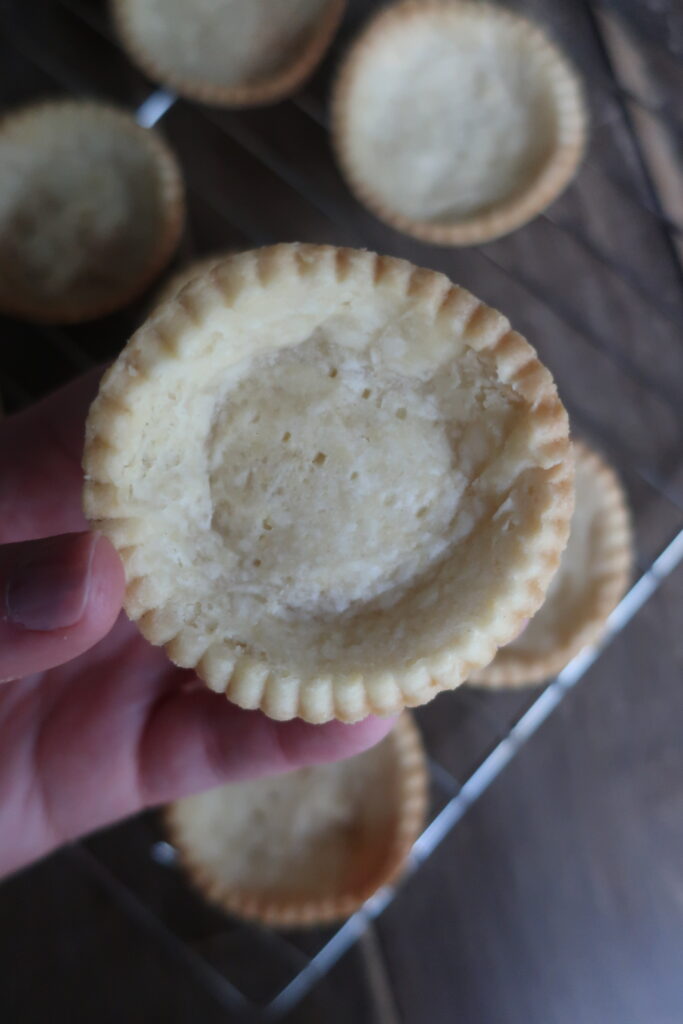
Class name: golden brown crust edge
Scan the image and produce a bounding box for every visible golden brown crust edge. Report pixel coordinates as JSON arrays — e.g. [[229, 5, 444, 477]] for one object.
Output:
[[113, 0, 346, 108], [151, 249, 240, 311], [0, 99, 184, 324], [331, 0, 588, 247], [83, 243, 574, 724], [469, 441, 633, 688], [163, 713, 428, 928]]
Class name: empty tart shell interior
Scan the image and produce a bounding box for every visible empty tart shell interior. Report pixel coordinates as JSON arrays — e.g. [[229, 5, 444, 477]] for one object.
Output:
[[0, 99, 184, 323], [332, 0, 587, 245], [165, 713, 428, 927], [114, 0, 347, 107], [83, 244, 574, 724]]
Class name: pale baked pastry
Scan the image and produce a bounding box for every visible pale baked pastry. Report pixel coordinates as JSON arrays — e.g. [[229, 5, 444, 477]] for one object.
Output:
[[332, 0, 587, 245], [470, 442, 632, 687], [153, 251, 238, 310], [0, 100, 184, 323], [114, 0, 346, 107], [83, 244, 573, 724], [166, 713, 427, 926]]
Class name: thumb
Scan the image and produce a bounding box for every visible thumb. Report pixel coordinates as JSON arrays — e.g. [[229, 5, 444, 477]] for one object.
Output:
[[0, 532, 125, 681]]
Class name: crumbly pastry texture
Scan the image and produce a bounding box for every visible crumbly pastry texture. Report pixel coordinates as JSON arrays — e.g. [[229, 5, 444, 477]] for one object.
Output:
[[83, 243, 573, 723], [0, 100, 184, 323], [332, 0, 587, 245], [165, 713, 427, 926], [114, 0, 346, 107], [470, 442, 632, 687]]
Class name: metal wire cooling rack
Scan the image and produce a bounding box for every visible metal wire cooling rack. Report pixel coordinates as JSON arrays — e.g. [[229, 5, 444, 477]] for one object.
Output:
[[2, 0, 683, 1018]]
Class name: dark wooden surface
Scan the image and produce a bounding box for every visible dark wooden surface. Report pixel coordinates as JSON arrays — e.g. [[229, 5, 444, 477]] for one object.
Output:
[[1, 1, 683, 1021]]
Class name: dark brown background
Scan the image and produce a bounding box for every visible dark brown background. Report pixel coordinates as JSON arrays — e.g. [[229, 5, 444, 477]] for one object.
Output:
[[1, 1, 682, 1021]]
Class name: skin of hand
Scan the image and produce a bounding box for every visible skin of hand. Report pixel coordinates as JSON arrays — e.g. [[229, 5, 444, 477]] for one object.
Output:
[[0, 369, 395, 879]]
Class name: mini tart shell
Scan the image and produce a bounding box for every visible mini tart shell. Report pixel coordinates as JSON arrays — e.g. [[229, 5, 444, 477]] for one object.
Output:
[[113, 0, 346, 108], [164, 713, 428, 928], [331, 0, 587, 246], [82, 243, 574, 724], [470, 441, 633, 688], [0, 99, 184, 324]]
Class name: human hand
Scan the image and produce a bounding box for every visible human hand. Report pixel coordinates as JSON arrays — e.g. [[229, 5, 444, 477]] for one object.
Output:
[[0, 369, 394, 878]]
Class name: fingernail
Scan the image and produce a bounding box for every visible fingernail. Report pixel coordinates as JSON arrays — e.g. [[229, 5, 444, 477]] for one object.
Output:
[[5, 533, 98, 631]]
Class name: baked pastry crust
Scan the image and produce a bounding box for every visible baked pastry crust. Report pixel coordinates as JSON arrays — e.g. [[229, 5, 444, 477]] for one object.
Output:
[[332, 0, 587, 246], [0, 99, 184, 323], [153, 251, 238, 310], [83, 243, 573, 723], [113, 0, 346, 108], [165, 713, 427, 927], [470, 442, 632, 687]]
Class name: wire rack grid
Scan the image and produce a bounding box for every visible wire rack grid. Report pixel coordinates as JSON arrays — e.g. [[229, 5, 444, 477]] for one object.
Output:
[[2, 0, 683, 1019]]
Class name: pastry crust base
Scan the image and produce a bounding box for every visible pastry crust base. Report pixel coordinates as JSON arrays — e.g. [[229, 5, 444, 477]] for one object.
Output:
[[470, 442, 633, 688], [165, 713, 428, 928], [0, 100, 184, 323], [83, 243, 573, 723], [332, 0, 587, 246], [114, 0, 346, 108]]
